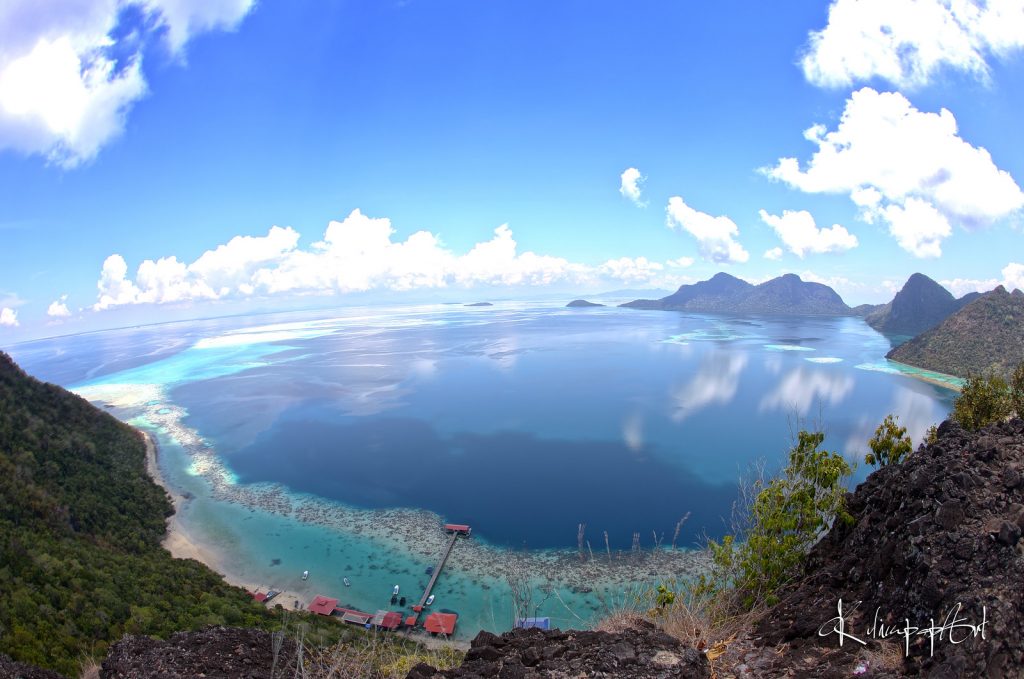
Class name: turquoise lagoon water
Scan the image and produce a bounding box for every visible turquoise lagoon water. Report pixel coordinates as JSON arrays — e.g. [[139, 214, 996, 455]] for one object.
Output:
[[10, 302, 959, 637]]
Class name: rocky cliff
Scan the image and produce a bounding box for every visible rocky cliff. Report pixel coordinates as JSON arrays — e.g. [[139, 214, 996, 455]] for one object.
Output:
[[762, 416, 1024, 676]]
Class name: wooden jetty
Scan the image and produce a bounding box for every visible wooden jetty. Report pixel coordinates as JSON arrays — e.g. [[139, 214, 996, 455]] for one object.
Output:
[[408, 524, 471, 632]]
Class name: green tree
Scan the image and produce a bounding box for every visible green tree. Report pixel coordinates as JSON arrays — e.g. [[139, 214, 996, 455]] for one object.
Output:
[[1011, 361, 1024, 418], [865, 414, 913, 467], [700, 430, 853, 608], [952, 372, 1011, 431]]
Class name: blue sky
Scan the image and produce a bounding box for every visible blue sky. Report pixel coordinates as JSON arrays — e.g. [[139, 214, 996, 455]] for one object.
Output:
[[1, 0, 1023, 341]]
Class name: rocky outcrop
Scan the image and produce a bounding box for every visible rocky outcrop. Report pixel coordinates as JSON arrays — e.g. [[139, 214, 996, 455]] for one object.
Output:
[[407, 622, 710, 679], [100, 627, 297, 679], [566, 299, 605, 307], [0, 655, 67, 679], [762, 417, 1024, 677]]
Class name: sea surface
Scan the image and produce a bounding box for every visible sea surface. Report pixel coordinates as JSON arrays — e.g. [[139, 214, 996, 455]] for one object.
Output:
[[10, 301, 958, 636]]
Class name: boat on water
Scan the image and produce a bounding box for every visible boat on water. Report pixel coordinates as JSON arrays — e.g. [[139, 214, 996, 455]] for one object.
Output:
[[343, 577, 351, 587], [393, 584, 400, 595], [302, 570, 309, 581], [399, 596, 406, 606], [425, 595, 435, 606]]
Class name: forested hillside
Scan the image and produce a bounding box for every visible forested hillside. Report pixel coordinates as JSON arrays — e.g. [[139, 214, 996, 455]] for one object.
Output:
[[0, 352, 267, 675]]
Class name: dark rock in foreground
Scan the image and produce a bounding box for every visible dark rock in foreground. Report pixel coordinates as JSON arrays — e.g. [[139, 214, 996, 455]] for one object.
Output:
[[762, 417, 1024, 677], [100, 627, 297, 679], [566, 299, 604, 307], [407, 622, 710, 678], [0, 655, 67, 679]]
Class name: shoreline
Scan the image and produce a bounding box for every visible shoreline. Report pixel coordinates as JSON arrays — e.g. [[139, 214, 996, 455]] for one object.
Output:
[[137, 424, 708, 640], [884, 359, 964, 392], [142, 431, 309, 613]]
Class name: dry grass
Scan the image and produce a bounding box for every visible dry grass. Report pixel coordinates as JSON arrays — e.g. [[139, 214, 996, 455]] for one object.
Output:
[[594, 578, 769, 677], [854, 639, 905, 675], [76, 657, 101, 679], [301, 634, 462, 678]]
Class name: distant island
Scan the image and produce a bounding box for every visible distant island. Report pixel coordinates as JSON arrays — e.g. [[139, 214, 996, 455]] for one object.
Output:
[[566, 299, 604, 308], [620, 272, 849, 316], [887, 286, 1024, 379], [862, 272, 980, 337], [464, 302, 493, 307]]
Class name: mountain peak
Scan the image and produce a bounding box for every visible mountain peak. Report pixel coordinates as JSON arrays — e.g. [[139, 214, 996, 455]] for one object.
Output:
[[865, 273, 960, 336], [621, 272, 848, 315]]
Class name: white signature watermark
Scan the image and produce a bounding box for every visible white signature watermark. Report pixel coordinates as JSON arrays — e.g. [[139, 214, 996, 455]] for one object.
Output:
[[818, 599, 988, 657]]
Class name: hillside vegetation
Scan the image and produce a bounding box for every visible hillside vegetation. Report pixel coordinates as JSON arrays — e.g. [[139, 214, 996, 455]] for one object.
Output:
[[0, 352, 274, 673], [887, 286, 1024, 379]]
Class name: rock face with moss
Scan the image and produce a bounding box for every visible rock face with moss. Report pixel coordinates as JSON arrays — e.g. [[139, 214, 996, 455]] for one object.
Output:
[[886, 286, 1024, 379], [865, 273, 978, 337], [761, 416, 1024, 676], [408, 623, 710, 679], [621, 273, 850, 315], [99, 626, 298, 679]]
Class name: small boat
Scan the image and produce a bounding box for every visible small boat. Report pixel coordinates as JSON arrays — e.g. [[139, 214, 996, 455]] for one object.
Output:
[[265, 590, 280, 602], [393, 585, 400, 596], [343, 577, 351, 587], [399, 596, 406, 606], [425, 595, 435, 606], [302, 570, 309, 581]]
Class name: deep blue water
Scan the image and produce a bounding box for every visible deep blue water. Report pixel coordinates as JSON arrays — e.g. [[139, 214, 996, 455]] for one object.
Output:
[[10, 302, 957, 551]]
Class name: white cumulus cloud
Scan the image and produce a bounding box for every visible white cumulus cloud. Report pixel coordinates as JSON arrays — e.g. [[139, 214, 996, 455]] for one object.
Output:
[[802, 0, 1024, 89], [665, 197, 749, 264], [764, 88, 1023, 258], [764, 247, 784, 260], [597, 256, 664, 283], [0, 307, 18, 327], [879, 197, 952, 258], [942, 261, 1024, 295], [619, 167, 646, 207], [47, 294, 71, 317], [0, 0, 255, 167], [758, 209, 858, 258], [90, 209, 717, 311]]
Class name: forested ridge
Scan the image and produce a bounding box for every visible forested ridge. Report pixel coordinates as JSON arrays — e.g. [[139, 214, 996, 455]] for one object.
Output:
[[0, 351, 269, 675]]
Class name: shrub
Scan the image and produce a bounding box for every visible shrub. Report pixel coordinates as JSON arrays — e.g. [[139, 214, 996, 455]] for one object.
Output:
[[865, 414, 913, 467], [952, 372, 1012, 431], [1011, 362, 1024, 419], [700, 430, 852, 608]]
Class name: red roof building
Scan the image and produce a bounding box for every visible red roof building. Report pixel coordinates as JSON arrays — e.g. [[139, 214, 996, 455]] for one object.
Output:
[[423, 612, 458, 635], [444, 524, 472, 535], [372, 610, 403, 630], [307, 595, 339, 616]]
